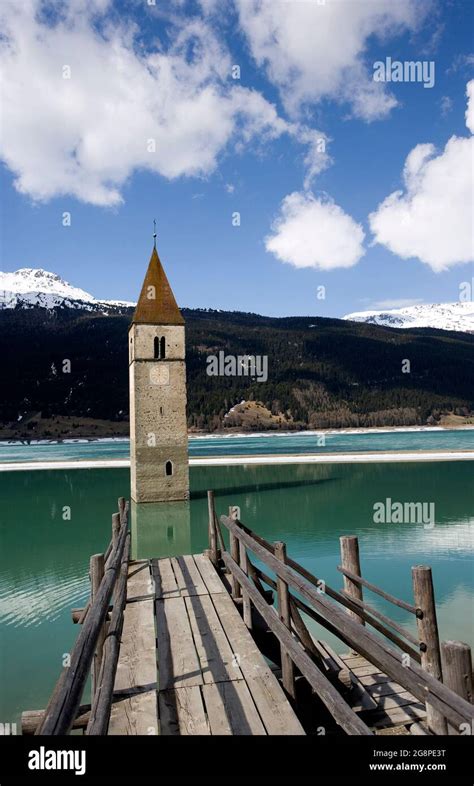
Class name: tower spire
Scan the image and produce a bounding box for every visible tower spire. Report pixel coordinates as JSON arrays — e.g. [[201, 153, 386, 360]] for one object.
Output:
[[132, 243, 184, 326]]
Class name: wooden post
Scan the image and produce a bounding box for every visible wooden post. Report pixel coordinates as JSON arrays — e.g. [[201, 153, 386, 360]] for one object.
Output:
[[229, 506, 241, 600], [37, 516, 129, 735], [111, 512, 121, 604], [87, 534, 131, 735], [111, 513, 120, 551], [441, 641, 473, 735], [274, 541, 296, 702], [412, 565, 447, 735], [239, 540, 252, 629], [207, 491, 218, 566], [340, 536, 364, 626], [118, 497, 125, 520], [90, 553, 105, 698]]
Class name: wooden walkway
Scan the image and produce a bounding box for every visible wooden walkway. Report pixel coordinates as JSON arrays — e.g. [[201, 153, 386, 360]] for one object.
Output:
[[109, 555, 304, 735], [27, 497, 472, 738], [338, 652, 426, 732], [108, 556, 426, 736], [308, 641, 425, 731]]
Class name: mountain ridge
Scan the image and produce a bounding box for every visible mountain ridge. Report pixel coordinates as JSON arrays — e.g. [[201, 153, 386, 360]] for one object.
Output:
[[344, 301, 474, 333], [0, 304, 472, 438], [1, 268, 473, 334], [0, 267, 134, 313]]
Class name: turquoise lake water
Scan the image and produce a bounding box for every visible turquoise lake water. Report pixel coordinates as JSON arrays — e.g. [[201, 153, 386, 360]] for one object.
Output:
[[0, 432, 473, 730]]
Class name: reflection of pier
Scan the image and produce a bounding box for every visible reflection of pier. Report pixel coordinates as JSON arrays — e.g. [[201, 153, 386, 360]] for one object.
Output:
[[23, 495, 473, 736]]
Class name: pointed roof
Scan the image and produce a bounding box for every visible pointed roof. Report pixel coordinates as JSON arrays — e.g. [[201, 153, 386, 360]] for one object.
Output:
[[132, 246, 184, 325]]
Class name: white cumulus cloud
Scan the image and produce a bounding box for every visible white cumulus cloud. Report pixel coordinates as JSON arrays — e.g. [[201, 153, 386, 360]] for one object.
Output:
[[0, 0, 329, 206], [236, 0, 429, 121], [265, 192, 365, 271], [466, 79, 474, 133], [369, 80, 474, 271]]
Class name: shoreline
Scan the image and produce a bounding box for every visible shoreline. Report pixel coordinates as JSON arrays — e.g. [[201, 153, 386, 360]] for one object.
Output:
[[1, 449, 473, 472], [1, 424, 474, 446]]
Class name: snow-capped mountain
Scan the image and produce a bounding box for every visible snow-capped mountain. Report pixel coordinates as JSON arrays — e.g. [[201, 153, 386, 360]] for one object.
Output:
[[343, 302, 474, 333], [0, 268, 135, 313]]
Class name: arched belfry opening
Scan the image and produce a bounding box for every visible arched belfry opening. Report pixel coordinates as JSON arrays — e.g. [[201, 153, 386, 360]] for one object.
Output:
[[153, 336, 166, 359], [165, 461, 173, 477]]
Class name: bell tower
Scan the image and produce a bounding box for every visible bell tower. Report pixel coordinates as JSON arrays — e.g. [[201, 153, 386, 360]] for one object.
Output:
[[129, 241, 189, 503]]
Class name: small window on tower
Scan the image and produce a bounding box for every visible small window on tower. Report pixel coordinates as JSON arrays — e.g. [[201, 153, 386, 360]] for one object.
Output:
[[165, 461, 173, 476], [160, 406, 164, 416], [160, 336, 166, 359], [153, 336, 159, 358]]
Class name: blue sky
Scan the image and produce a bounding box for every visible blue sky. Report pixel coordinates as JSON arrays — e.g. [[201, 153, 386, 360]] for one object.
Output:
[[0, 0, 473, 317]]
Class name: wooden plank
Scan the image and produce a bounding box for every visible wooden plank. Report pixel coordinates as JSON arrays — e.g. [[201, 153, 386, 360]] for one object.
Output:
[[366, 680, 415, 698], [207, 491, 219, 567], [247, 671, 305, 735], [184, 594, 243, 684], [156, 597, 203, 689], [114, 599, 156, 690], [202, 681, 266, 735], [127, 561, 153, 602], [238, 542, 252, 629], [209, 592, 262, 677], [340, 654, 371, 669], [318, 641, 377, 713], [275, 541, 296, 701], [374, 691, 423, 711], [351, 663, 384, 677], [370, 704, 427, 728], [193, 553, 226, 595], [109, 690, 158, 735], [152, 558, 180, 599], [159, 687, 210, 735], [211, 592, 305, 735], [410, 721, 432, 735], [23, 706, 90, 735], [108, 595, 158, 735], [172, 555, 209, 597]]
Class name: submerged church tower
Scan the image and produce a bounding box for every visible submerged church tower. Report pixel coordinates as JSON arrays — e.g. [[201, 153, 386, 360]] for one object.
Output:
[[129, 241, 189, 503]]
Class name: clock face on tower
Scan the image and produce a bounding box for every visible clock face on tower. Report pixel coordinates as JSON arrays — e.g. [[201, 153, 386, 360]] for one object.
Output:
[[149, 365, 170, 386]]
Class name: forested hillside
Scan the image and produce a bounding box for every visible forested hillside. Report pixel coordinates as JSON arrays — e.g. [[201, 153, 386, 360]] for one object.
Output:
[[0, 306, 473, 438]]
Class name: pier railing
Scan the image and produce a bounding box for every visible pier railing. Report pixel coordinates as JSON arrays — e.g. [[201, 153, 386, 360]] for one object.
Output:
[[208, 492, 474, 736], [27, 498, 130, 736]]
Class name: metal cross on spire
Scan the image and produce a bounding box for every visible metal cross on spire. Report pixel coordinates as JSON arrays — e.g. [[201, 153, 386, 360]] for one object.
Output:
[[153, 219, 157, 248]]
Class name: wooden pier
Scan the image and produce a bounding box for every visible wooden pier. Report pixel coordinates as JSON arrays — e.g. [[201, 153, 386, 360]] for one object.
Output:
[[23, 495, 474, 737], [108, 554, 304, 735]]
